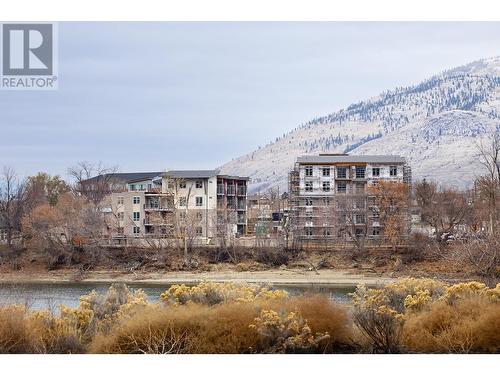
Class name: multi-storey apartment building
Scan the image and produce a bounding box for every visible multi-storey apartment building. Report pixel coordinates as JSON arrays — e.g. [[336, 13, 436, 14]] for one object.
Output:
[[107, 169, 248, 243], [288, 154, 411, 244]]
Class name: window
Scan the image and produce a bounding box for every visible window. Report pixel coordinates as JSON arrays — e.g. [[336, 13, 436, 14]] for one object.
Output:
[[372, 228, 381, 236], [196, 227, 203, 236], [139, 184, 145, 191], [195, 180, 203, 189], [355, 182, 365, 194], [305, 166, 313, 177], [179, 181, 186, 189], [148, 183, 152, 190], [337, 181, 347, 193], [355, 228, 365, 238], [355, 198, 365, 209], [323, 197, 331, 206], [355, 166, 366, 179], [179, 197, 186, 206], [372, 211, 380, 219], [337, 167, 347, 179], [180, 211, 186, 220], [133, 226, 140, 235], [130, 184, 136, 191], [372, 167, 380, 177], [322, 167, 330, 177], [117, 196, 124, 205], [306, 211, 313, 219], [305, 198, 313, 206], [196, 212, 203, 220], [322, 181, 331, 192], [323, 228, 332, 236], [117, 212, 124, 220], [390, 166, 398, 177], [117, 227, 124, 235], [338, 214, 347, 224], [305, 228, 313, 236], [355, 214, 365, 224], [305, 181, 313, 191], [195, 197, 203, 206], [133, 212, 140, 222], [133, 196, 140, 205]]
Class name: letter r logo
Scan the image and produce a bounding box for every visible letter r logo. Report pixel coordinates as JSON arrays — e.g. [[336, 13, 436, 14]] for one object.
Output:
[[2, 24, 53, 75]]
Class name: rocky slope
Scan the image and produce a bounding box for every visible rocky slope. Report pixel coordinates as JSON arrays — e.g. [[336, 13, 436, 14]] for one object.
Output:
[[221, 57, 500, 192]]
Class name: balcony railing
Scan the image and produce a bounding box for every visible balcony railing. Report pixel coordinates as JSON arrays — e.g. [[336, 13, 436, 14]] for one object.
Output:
[[144, 204, 171, 211], [237, 186, 246, 196]]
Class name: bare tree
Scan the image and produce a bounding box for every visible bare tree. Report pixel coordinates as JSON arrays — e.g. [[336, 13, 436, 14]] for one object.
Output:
[[0, 167, 27, 248], [415, 180, 470, 243], [67, 161, 118, 206], [476, 133, 500, 236]]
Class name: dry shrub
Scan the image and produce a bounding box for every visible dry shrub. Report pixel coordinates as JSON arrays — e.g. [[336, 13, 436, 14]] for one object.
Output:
[[283, 295, 354, 352], [91, 293, 354, 354], [0, 306, 84, 354], [90, 303, 261, 354], [161, 281, 288, 306], [402, 296, 500, 353]]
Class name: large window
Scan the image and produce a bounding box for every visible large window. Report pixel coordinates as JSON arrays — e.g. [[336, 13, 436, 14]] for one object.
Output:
[[322, 167, 330, 177], [305, 198, 313, 206], [133, 212, 140, 221], [133, 226, 140, 235], [117, 196, 124, 205], [195, 180, 203, 189], [196, 197, 203, 206], [179, 197, 186, 206], [337, 167, 347, 179], [390, 166, 398, 177], [305, 166, 313, 177], [305, 228, 313, 236], [133, 196, 140, 204], [196, 227, 203, 236], [355, 214, 365, 224], [179, 181, 186, 189], [355, 166, 366, 179], [372, 167, 380, 177], [322, 181, 331, 192], [337, 181, 347, 193], [305, 181, 313, 191]]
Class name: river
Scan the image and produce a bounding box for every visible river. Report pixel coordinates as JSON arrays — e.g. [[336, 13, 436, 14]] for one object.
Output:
[[0, 282, 356, 311]]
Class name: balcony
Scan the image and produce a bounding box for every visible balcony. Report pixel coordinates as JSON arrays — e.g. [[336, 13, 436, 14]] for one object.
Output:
[[144, 204, 171, 211], [227, 186, 236, 196], [237, 186, 246, 196], [217, 185, 225, 195]]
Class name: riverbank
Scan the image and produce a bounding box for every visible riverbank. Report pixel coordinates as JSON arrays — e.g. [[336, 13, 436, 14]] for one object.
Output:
[[0, 268, 395, 287]]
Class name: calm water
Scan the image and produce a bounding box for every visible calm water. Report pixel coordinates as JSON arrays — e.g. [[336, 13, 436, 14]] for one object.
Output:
[[0, 282, 355, 311]]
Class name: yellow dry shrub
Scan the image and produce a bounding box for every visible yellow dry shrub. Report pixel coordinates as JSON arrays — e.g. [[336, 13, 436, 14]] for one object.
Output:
[[0, 305, 84, 353], [160, 281, 289, 306], [402, 294, 500, 353], [250, 309, 329, 353], [61, 283, 149, 340]]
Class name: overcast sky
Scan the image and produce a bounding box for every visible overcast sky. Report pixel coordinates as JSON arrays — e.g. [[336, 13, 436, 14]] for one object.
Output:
[[2, 22, 500, 179]]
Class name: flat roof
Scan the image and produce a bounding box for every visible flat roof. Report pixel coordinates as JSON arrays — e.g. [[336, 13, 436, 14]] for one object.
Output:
[[296, 154, 406, 164], [162, 169, 249, 180]]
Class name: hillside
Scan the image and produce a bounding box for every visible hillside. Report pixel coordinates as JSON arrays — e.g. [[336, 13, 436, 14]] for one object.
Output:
[[220, 57, 500, 192]]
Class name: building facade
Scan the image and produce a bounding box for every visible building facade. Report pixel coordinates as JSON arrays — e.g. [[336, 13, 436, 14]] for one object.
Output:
[[288, 154, 411, 244], [107, 170, 248, 244]]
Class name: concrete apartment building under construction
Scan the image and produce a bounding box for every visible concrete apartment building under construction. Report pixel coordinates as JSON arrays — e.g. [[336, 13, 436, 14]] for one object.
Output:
[[288, 154, 411, 244]]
